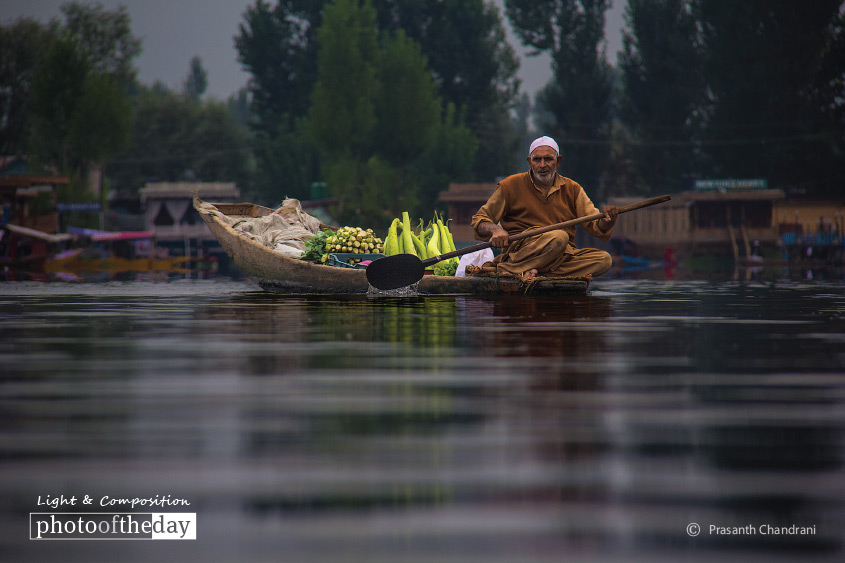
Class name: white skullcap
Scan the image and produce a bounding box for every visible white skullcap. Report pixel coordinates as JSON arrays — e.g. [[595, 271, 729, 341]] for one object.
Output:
[[529, 135, 559, 156]]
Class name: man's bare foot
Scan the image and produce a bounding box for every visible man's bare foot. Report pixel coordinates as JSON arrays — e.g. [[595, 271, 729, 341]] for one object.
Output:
[[523, 268, 538, 280]]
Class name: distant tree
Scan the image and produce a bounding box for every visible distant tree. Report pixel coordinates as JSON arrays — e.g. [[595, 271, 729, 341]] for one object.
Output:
[[309, 0, 379, 162], [618, 0, 704, 195], [816, 8, 845, 194], [506, 0, 614, 198], [695, 0, 844, 196], [308, 0, 478, 225], [107, 86, 252, 195], [4, 3, 140, 200], [412, 102, 478, 214], [308, 0, 381, 223], [374, 29, 475, 217], [511, 92, 535, 164], [235, 0, 323, 134], [60, 1, 141, 89], [372, 0, 521, 180], [28, 34, 93, 174], [27, 34, 130, 202], [183, 55, 208, 100], [373, 30, 440, 167], [236, 0, 520, 199], [69, 72, 132, 171], [0, 18, 58, 156], [234, 0, 324, 200], [226, 87, 252, 129]]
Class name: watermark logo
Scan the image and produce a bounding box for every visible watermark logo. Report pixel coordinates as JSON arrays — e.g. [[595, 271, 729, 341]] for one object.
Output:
[[686, 522, 817, 538], [30, 512, 196, 540], [29, 494, 196, 541]]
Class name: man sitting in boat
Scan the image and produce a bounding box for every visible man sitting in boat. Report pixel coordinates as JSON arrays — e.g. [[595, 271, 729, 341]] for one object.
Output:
[[471, 135, 619, 280]]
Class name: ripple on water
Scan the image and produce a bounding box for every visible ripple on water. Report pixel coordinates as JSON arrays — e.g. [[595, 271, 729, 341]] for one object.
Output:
[[2, 279, 845, 561]]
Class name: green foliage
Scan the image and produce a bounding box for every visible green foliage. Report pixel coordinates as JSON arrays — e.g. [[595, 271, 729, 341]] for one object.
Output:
[[70, 73, 132, 165], [412, 103, 478, 214], [306, 0, 478, 226], [28, 33, 93, 173], [234, 1, 326, 201], [300, 228, 335, 261], [235, 0, 323, 130], [433, 259, 458, 277], [374, 29, 440, 166], [372, 0, 521, 180], [615, 0, 844, 197], [361, 156, 408, 227], [0, 18, 58, 155], [2, 3, 139, 196], [250, 118, 316, 203], [106, 87, 252, 195], [183, 56, 208, 100], [618, 0, 704, 195], [507, 0, 614, 196], [236, 0, 517, 202], [504, 0, 843, 198], [695, 0, 843, 195], [375, 0, 519, 114], [226, 87, 252, 129], [309, 0, 380, 159], [60, 2, 141, 85]]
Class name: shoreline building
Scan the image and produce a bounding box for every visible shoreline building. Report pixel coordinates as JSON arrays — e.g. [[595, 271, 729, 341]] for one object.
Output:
[[140, 181, 241, 266], [437, 182, 497, 244], [608, 180, 785, 261]]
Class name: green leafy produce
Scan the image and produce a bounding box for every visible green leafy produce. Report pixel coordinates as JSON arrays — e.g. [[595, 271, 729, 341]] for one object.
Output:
[[300, 228, 335, 262], [433, 259, 458, 277]]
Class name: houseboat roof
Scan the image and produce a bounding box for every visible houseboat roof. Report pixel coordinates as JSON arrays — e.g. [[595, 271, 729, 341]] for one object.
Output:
[[677, 189, 785, 202], [610, 189, 785, 207], [0, 174, 69, 191]]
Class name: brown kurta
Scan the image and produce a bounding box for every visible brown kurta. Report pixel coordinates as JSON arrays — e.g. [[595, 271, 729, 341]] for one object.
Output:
[[471, 171, 613, 278]]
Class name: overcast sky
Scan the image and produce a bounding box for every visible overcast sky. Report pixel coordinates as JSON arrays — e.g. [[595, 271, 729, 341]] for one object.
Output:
[[1, 0, 626, 100]]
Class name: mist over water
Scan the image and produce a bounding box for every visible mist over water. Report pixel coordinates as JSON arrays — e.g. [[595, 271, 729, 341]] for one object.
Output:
[[2, 278, 844, 562]]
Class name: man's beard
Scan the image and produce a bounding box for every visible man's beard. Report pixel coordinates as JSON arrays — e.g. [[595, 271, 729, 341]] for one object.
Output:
[[533, 169, 554, 185]]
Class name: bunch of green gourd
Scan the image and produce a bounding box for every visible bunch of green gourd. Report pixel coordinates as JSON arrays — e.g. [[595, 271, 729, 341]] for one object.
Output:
[[383, 212, 459, 275]]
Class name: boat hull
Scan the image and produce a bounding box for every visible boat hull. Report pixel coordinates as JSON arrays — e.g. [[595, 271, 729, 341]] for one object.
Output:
[[196, 198, 589, 296]]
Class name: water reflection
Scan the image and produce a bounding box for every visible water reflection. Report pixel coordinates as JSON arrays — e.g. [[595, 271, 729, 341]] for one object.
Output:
[[1, 279, 844, 561]]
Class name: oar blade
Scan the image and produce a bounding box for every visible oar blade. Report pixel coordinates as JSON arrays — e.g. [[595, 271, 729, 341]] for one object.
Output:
[[365, 253, 425, 290]]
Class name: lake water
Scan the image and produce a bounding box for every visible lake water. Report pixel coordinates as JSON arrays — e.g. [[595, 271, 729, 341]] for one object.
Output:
[[2, 277, 844, 562]]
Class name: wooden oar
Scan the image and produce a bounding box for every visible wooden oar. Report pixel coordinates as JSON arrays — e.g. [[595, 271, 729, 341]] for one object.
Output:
[[365, 195, 671, 290]]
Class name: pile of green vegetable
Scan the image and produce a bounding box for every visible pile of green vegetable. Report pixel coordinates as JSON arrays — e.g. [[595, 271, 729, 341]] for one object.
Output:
[[300, 227, 384, 264], [433, 259, 458, 277], [383, 212, 459, 275]]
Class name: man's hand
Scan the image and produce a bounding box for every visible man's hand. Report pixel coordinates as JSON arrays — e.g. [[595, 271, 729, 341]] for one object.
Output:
[[598, 205, 619, 232], [478, 222, 509, 248]]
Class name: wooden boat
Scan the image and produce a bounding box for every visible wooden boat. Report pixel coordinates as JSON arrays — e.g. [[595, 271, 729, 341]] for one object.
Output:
[[45, 248, 191, 275], [194, 197, 590, 296], [1, 223, 73, 270]]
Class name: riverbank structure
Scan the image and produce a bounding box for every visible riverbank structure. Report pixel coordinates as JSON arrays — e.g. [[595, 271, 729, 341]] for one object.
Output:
[[608, 188, 786, 261], [140, 181, 241, 263]]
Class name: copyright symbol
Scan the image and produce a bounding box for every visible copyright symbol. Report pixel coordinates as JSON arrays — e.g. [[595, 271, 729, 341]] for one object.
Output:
[[687, 523, 701, 537]]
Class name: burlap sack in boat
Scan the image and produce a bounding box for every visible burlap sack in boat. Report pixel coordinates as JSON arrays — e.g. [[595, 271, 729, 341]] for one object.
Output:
[[203, 198, 322, 259]]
